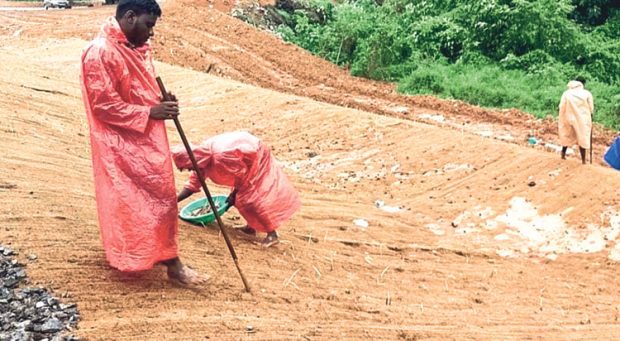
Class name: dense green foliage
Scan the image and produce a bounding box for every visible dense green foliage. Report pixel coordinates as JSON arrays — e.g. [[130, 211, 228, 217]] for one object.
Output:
[[277, 0, 620, 129]]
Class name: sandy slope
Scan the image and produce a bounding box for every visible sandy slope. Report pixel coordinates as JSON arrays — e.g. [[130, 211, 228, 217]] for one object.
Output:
[[0, 2, 616, 159], [1, 4, 620, 341]]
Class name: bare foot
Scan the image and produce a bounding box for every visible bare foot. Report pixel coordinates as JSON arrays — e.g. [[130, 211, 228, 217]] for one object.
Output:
[[167, 264, 210, 286], [261, 232, 279, 248]]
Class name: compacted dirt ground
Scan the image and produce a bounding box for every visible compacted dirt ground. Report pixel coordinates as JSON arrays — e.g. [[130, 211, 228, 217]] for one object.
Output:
[[2, 2, 620, 340]]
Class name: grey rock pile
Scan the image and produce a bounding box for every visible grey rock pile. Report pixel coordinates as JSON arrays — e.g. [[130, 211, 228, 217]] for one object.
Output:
[[0, 245, 80, 341]]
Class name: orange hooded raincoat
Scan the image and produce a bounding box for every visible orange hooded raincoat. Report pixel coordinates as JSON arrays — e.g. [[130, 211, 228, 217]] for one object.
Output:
[[80, 17, 178, 271]]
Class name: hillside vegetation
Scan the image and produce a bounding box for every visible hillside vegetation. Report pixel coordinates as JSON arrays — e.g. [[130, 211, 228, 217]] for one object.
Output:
[[276, 0, 620, 129]]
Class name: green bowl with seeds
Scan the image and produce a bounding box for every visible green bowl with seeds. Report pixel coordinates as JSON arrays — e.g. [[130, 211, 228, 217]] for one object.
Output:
[[179, 195, 230, 226]]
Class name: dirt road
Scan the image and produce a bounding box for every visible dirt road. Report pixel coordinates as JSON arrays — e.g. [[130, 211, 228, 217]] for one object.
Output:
[[1, 3, 620, 340]]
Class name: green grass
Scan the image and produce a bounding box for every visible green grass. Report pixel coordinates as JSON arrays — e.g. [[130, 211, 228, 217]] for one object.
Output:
[[274, 0, 620, 130], [398, 61, 620, 129]]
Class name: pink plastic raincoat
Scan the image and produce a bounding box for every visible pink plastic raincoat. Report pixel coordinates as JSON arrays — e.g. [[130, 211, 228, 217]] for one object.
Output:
[[80, 17, 178, 271], [559, 80, 594, 149], [173, 132, 301, 233]]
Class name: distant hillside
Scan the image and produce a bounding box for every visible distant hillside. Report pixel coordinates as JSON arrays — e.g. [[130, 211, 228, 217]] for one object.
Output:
[[263, 0, 620, 129]]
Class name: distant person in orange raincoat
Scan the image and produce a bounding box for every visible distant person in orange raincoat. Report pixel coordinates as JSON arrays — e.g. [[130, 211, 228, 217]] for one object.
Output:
[[80, 0, 207, 285], [173, 131, 301, 248], [559, 76, 594, 164]]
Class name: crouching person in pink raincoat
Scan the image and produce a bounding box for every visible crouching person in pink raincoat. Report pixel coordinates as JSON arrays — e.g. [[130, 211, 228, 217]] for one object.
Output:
[[173, 131, 301, 247]]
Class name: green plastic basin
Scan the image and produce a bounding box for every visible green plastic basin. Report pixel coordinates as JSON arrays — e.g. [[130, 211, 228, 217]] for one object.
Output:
[[179, 195, 230, 226]]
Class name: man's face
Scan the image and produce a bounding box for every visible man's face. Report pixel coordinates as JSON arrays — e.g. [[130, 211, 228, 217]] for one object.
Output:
[[124, 11, 158, 47]]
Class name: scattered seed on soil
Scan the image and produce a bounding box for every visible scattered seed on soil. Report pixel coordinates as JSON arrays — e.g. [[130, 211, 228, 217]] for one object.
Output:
[[189, 203, 220, 217]]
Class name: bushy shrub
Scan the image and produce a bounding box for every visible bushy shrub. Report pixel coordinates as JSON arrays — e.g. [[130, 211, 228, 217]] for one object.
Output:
[[275, 0, 620, 129]]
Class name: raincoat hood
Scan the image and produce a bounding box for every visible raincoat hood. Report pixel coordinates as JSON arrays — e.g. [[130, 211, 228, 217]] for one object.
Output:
[[172, 143, 212, 170], [567, 80, 584, 90], [172, 132, 261, 170], [99, 16, 151, 52]]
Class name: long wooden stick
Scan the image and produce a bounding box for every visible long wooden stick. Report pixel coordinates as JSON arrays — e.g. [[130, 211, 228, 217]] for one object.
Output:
[[156, 76, 251, 293]]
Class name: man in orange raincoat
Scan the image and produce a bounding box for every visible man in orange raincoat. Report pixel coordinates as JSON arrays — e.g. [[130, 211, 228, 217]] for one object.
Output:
[[173, 131, 301, 248], [80, 0, 207, 285]]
